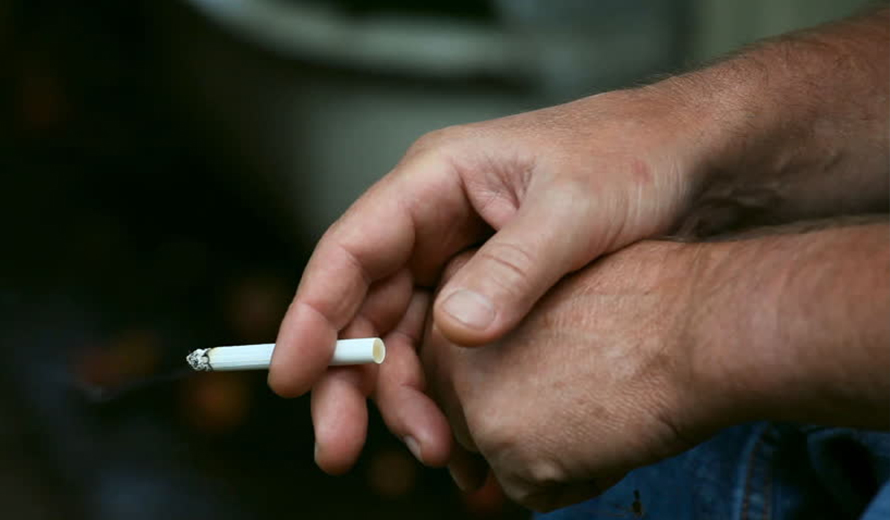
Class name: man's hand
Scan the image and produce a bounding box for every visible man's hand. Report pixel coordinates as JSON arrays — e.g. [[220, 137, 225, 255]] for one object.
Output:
[[269, 88, 704, 473], [422, 242, 719, 512], [424, 222, 890, 512]]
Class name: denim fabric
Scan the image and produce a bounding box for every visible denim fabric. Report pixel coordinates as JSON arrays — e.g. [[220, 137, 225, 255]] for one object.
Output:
[[536, 423, 890, 520]]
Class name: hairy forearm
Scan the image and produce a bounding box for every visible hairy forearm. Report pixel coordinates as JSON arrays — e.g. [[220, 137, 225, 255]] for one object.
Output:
[[661, 7, 889, 237], [693, 221, 889, 430]]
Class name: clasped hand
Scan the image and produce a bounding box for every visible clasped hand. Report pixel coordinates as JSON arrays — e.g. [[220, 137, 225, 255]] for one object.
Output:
[[267, 87, 725, 511]]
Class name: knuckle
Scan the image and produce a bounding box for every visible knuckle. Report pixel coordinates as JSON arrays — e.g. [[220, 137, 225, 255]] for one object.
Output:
[[525, 458, 563, 489], [485, 436, 565, 508], [472, 413, 568, 512], [470, 417, 501, 451], [510, 449, 563, 493], [406, 126, 466, 157], [498, 469, 561, 512]]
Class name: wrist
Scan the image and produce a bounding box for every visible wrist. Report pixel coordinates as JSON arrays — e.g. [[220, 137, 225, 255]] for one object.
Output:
[[582, 84, 735, 225], [670, 239, 759, 431], [657, 9, 889, 236], [684, 237, 787, 426], [686, 224, 890, 430], [615, 67, 791, 238]]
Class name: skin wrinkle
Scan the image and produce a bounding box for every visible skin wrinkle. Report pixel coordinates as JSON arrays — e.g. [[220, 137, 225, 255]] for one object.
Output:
[[464, 184, 516, 232], [473, 242, 538, 302], [673, 183, 786, 238], [450, 139, 532, 230], [591, 181, 631, 257], [477, 147, 534, 211]]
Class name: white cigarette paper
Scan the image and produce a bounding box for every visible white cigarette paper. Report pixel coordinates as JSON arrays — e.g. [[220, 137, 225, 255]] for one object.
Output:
[[186, 338, 385, 372]]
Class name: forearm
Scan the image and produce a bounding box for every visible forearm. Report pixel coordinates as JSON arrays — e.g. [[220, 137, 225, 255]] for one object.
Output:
[[660, 7, 889, 236], [693, 221, 889, 430]]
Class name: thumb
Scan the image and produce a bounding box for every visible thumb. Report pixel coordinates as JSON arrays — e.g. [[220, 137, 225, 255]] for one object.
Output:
[[433, 187, 602, 346]]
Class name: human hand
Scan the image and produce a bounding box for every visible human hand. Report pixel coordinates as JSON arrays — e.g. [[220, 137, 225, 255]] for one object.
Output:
[[269, 87, 708, 474], [422, 241, 727, 512]]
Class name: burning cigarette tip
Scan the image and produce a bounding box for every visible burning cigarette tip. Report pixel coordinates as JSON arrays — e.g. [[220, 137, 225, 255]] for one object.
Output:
[[186, 349, 211, 371]]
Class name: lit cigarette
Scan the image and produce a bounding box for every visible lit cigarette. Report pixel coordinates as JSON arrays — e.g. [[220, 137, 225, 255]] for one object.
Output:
[[186, 338, 385, 372]]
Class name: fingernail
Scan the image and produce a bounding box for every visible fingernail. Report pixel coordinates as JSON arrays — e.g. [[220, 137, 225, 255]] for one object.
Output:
[[448, 466, 470, 492], [441, 290, 495, 331], [404, 436, 423, 464]]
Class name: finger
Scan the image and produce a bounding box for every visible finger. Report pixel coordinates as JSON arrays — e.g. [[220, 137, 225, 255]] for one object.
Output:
[[447, 444, 489, 492], [420, 330, 477, 455], [434, 185, 602, 346], [310, 272, 411, 474], [269, 202, 412, 398], [311, 365, 375, 475], [269, 153, 484, 398], [374, 290, 452, 467], [344, 269, 414, 337], [415, 271, 479, 454]]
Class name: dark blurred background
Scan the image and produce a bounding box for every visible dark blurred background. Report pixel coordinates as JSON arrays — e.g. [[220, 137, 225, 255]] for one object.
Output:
[[0, 0, 871, 518]]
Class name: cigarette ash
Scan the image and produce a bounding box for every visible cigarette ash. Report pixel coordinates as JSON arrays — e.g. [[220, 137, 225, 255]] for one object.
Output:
[[186, 349, 212, 371]]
